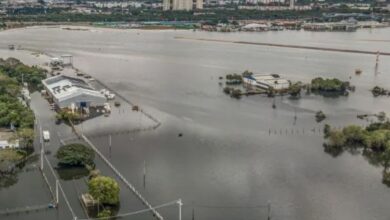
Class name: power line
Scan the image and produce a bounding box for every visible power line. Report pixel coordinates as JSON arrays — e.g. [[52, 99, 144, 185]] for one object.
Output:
[[188, 204, 269, 209]]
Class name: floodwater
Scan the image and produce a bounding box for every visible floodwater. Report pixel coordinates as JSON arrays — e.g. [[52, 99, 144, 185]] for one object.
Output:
[[1, 26, 390, 220]]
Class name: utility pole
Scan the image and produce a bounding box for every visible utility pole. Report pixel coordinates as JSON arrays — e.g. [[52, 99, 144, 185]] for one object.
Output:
[[41, 144, 44, 170], [40, 125, 44, 171], [143, 160, 146, 189], [267, 201, 271, 220], [109, 134, 112, 159], [177, 199, 183, 220], [375, 51, 380, 74], [56, 180, 59, 205]]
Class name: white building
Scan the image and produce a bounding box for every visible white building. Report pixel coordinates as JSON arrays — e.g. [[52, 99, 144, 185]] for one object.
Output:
[[242, 23, 269, 31], [163, 0, 203, 10], [243, 74, 290, 90], [42, 75, 106, 109], [0, 132, 19, 149]]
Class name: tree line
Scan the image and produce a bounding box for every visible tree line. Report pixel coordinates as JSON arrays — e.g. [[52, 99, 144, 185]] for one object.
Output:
[[0, 57, 47, 147]]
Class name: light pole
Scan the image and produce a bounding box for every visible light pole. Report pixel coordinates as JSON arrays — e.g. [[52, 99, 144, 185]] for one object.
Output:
[[143, 160, 146, 189], [109, 134, 112, 159], [267, 201, 271, 220], [40, 125, 44, 171], [56, 180, 59, 205], [177, 199, 183, 220]]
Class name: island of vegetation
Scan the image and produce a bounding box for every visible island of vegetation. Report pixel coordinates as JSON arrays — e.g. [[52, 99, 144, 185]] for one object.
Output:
[[371, 86, 390, 97], [309, 77, 352, 96], [56, 143, 95, 168], [221, 70, 353, 101], [323, 117, 390, 186], [315, 110, 326, 123]]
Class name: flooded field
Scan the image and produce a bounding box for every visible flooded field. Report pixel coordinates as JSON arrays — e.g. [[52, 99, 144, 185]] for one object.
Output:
[[0, 26, 390, 220]]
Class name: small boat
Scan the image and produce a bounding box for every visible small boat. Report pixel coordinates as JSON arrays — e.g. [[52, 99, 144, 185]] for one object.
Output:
[[8, 45, 15, 50]]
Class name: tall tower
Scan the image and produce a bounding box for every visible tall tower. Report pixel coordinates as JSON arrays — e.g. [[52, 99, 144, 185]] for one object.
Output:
[[183, 0, 193, 10], [163, 0, 171, 10], [172, 0, 193, 10], [290, 0, 294, 9], [196, 0, 203, 9]]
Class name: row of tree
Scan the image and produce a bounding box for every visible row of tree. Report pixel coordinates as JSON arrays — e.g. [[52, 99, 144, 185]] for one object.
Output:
[[1, 7, 382, 23], [56, 143, 120, 218], [0, 58, 47, 147]]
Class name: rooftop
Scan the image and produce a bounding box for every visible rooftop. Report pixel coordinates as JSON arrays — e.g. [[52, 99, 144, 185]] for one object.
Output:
[[249, 74, 289, 84], [42, 75, 105, 103]]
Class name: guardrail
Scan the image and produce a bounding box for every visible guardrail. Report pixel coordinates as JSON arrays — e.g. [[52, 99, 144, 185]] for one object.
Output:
[[81, 134, 164, 220]]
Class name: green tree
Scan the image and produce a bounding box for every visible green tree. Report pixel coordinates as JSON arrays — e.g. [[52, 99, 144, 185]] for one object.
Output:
[[342, 125, 366, 145], [381, 146, 390, 170], [17, 128, 34, 148], [288, 82, 302, 97], [88, 176, 120, 205], [97, 209, 111, 219], [56, 143, 95, 167], [328, 130, 346, 148], [364, 130, 390, 150]]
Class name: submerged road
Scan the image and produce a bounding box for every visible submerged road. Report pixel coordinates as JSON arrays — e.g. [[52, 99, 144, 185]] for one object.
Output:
[[175, 36, 390, 56]]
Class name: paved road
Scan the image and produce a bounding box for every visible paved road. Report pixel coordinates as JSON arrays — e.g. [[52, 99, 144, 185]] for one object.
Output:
[[29, 91, 154, 220], [30, 91, 88, 220]]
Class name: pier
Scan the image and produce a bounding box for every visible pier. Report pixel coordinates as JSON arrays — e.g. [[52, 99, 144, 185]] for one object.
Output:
[[175, 36, 390, 56]]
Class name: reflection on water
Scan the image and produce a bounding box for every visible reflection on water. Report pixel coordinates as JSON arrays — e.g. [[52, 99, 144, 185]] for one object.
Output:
[[0, 152, 38, 189], [56, 166, 90, 181], [0, 172, 18, 189]]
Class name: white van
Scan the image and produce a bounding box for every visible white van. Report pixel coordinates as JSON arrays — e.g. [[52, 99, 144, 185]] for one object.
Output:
[[43, 130, 50, 142]]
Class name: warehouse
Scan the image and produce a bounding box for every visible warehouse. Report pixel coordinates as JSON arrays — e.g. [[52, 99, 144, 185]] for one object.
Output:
[[42, 75, 107, 109], [243, 74, 290, 90]]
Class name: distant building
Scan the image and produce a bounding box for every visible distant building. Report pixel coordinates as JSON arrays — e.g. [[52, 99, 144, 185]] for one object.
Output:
[[243, 74, 290, 90], [289, 0, 294, 9], [163, 0, 203, 10], [242, 23, 269, 31], [42, 75, 106, 109]]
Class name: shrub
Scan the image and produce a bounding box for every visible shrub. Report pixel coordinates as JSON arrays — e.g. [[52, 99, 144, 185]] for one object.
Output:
[[56, 143, 95, 167], [97, 209, 111, 219], [328, 130, 346, 148], [230, 89, 242, 99], [311, 77, 349, 93], [288, 82, 302, 97], [342, 125, 366, 145], [315, 111, 326, 123], [88, 176, 120, 205], [323, 124, 331, 138], [223, 87, 231, 94]]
